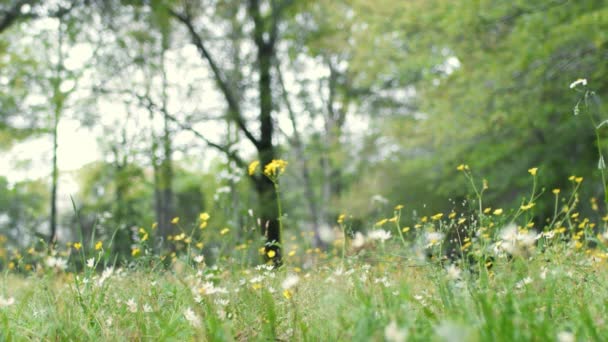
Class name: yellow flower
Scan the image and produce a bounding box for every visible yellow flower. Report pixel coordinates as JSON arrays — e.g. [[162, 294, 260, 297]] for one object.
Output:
[[493, 208, 503, 215], [283, 289, 292, 300], [248, 160, 260, 176], [267, 250, 276, 258], [131, 247, 141, 257], [456, 164, 469, 171], [520, 203, 535, 211], [337, 214, 346, 224], [528, 167, 538, 176], [552, 188, 560, 195], [575, 177, 583, 184], [448, 211, 456, 219], [483, 208, 491, 214], [458, 218, 466, 225], [95, 241, 103, 250], [375, 218, 388, 226], [151, 222, 158, 229], [196, 242, 204, 249], [171, 217, 180, 224], [394, 204, 404, 210], [73, 242, 82, 251], [388, 216, 398, 223], [199, 212, 210, 221], [431, 213, 443, 221], [199, 221, 208, 229], [263, 159, 288, 178], [402, 227, 410, 233], [288, 250, 296, 257], [142, 233, 149, 242], [220, 228, 230, 235]]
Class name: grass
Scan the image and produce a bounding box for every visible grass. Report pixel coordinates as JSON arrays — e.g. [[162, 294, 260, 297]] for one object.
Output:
[[1, 166, 608, 341]]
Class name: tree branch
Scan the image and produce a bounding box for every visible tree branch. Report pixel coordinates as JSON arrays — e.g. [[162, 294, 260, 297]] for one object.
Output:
[[168, 7, 260, 150]]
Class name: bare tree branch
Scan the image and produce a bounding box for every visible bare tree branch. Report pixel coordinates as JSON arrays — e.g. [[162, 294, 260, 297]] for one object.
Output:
[[168, 7, 260, 150]]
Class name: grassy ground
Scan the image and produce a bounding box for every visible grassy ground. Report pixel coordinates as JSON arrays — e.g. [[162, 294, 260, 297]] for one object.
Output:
[[1, 240, 606, 341]]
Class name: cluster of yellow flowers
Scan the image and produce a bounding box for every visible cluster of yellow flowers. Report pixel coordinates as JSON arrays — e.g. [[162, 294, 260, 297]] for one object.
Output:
[[248, 159, 288, 179]]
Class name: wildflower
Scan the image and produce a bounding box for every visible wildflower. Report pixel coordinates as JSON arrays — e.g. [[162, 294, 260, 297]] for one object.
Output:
[[143, 304, 153, 313], [575, 177, 583, 184], [552, 189, 560, 195], [200, 221, 208, 229], [520, 203, 535, 211], [352, 232, 366, 248], [448, 211, 456, 219], [394, 204, 404, 210], [184, 307, 201, 327], [282, 274, 300, 290], [282, 289, 293, 299], [86, 258, 95, 268], [375, 218, 388, 226], [425, 232, 445, 247], [288, 250, 296, 257], [126, 298, 137, 313], [528, 167, 538, 176], [384, 320, 408, 342], [446, 264, 462, 281], [267, 250, 276, 259], [194, 255, 204, 263], [131, 247, 141, 257], [557, 331, 575, 342], [95, 241, 103, 250], [457, 218, 466, 225], [196, 242, 204, 249], [569, 78, 587, 89], [220, 228, 230, 235], [483, 208, 491, 214], [456, 164, 469, 171], [402, 227, 410, 233], [46, 256, 67, 271], [493, 208, 503, 215], [368, 229, 392, 242], [515, 276, 533, 289], [171, 217, 179, 224], [73, 242, 82, 250], [263, 159, 288, 178], [248, 160, 260, 175], [431, 213, 443, 221], [0, 296, 15, 307]]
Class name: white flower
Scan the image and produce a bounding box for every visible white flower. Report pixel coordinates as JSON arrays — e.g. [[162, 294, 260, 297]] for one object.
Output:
[[569, 78, 587, 89], [557, 331, 575, 342], [86, 258, 95, 268], [384, 320, 408, 342], [106, 316, 113, 327], [193, 255, 205, 264], [425, 232, 445, 247], [515, 276, 533, 289], [368, 229, 392, 242], [281, 274, 300, 290], [184, 307, 201, 327], [45, 256, 67, 271], [97, 267, 114, 287], [446, 264, 462, 281], [143, 304, 153, 313], [126, 298, 137, 313], [0, 296, 15, 307], [352, 232, 366, 248]]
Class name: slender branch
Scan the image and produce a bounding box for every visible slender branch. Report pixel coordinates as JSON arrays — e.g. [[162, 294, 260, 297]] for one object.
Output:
[[168, 7, 260, 149]]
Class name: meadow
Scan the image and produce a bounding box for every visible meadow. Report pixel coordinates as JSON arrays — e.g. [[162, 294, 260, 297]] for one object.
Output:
[[1, 166, 607, 342]]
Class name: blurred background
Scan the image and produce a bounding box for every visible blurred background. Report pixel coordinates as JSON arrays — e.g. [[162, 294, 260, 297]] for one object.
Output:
[[0, 0, 606, 260]]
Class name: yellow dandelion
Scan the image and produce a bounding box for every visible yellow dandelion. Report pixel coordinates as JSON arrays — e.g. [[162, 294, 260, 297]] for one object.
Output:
[[431, 213, 443, 221], [73, 242, 82, 251], [528, 167, 538, 176], [483, 208, 491, 214], [520, 203, 535, 211], [283, 289, 292, 300], [552, 188, 560, 195], [458, 218, 466, 225], [196, 242, 204, 249], [220, 228, 230, 235], [199, 221, 208, 229], [575, 177, 583, 184], [394, 204, 404, 210], [288, 250, 296, 257], [151, 222, 158, 229], [267, 250, 276, 258], [131, 247, 141, 257], [402, 227, 410, 233], [456, 164, 469, 171], [199, 212, 210, 221], [263, 159, 288, 178], [388, 216, 398, 223], [248, 160, 260, 176], [448, 211, 456, 219], [376, 218, 388, 226], [493, 208, 503, 215], [337, 214, 346, 224], [171, 217, 180, 224]]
